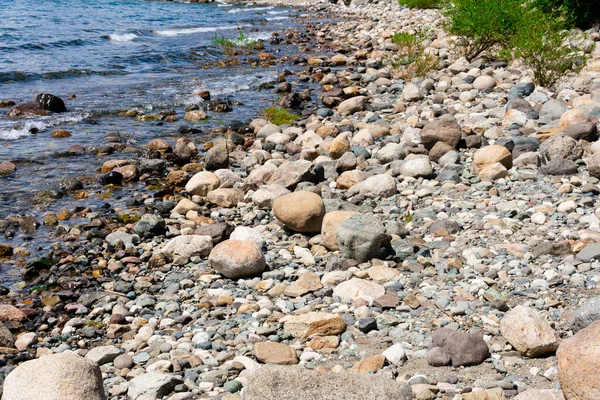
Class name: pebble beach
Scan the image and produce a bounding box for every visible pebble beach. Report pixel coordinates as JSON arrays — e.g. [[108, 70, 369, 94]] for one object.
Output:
[[1, 0, 600, 399]]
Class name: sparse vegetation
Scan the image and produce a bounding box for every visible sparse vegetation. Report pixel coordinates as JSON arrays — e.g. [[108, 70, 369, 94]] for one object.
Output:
[[211, 32, 263, 66], [263, 107, 300, 125], [504, 7, 586, 88], [398, 0, 439, 8], [444, 0, 588, 87], [391, 29, 438, 78]]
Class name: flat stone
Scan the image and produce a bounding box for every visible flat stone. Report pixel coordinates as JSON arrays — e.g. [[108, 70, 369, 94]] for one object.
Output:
[[254, 342, 298, 365]]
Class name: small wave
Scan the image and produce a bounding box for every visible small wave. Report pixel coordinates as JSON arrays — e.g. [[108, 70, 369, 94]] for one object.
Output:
[[0, 69, 126, 83], [154, 24, 250, 37], [246, 32, 273, 40], [108, 33, 138, 42], [227, 6, 274, 13], [267, 16, 288, 21], [0, 113, 88, 141], [267, 10, 289, 14]]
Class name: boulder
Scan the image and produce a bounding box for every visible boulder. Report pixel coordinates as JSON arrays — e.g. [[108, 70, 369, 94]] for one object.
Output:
[[587, 152, 600, 178], [251, 184, 290, 208], [428, 328, 490, 367], [208, 240, 265, 279], [268, 160, 320, 189], [173, 137, 197, 162], [273, 191, 325, 233], [472, 145, 513, 174], [514, 390, 565, 400], [36, 93, 67, 113], [350, 174, 396, 198], [570, 297, 600, 332], [337, 214, 391, 262], [184, 110, 207, 121], [127, 371, 182, 399], [185, 171, 221, 196], [161, 235, 213, 265], [283, 312, 347, 338], [243, 365, 412, 400], [206, 188, 243, 207], [205, 139, 229, 170], [0, 322, 14, 347], [320, 211, 359, 251], [2, 353, 106, 400], [500, 305, 559, 357], [333, 278, 385, 301], [539, 135, 583, 163], [399, 158, 433, 178], [557, 320, 600, 400], [420, 116, 462, 150], [337, 96, 366, 114], [254, 342, 298, 365], [473, 75, 496, 91]]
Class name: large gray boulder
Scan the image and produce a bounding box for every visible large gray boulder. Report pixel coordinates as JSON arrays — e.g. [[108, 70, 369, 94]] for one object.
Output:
[[242, 365, 411, 400], [337, 214, 391, 262], [3, 353, 106, 400]]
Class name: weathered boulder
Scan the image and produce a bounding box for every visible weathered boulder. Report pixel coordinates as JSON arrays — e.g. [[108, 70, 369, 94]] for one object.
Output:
[[337, 214, 391, 262], [273, 191, 325, 233], [161, 235, 213, 265], [2, 353, 106, 400], [500, 305, 559, 357], [208, 240, 265, 279]]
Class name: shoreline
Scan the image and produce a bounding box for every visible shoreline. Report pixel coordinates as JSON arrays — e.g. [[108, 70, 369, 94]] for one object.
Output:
[[1, 0, 600, 399]]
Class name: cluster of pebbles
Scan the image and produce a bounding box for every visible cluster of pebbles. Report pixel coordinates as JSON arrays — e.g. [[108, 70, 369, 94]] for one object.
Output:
[[1, 0, 600, 399]]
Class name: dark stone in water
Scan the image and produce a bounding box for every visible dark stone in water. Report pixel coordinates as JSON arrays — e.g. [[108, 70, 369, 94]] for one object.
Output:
[[57, 178, 83, 192], [139, 146, 162, 159], [35, 93, 67, 113], [0, 286, 9, 295], [99, 171, 123, 185], [178, 126, 202, 135], [26, 256, 52, 270]]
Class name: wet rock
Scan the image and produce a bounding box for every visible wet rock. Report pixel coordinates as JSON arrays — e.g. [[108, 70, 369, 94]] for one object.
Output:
[[36, 93, 67, 113], [0, 161, 16, 175], [2, 353, 106, 400], [133, 214, 166, 237], [0, 322, 14, 348], [184, 110, 207, 121], [99, 171, 123, 185], [173, 137, 197, 163], [208, 239, 265, 279], [500, 305, 559, 357]]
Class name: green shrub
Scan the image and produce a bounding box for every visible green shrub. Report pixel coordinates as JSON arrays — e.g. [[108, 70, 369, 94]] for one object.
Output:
[[505, 7, 586, 88], [533, 0, 599, 28], [211, 32, 262, 66], [398, 0, 439, 9], [264, 107, 300, 125], [391, 29, 438, 78], [443, 0, 524, 60]]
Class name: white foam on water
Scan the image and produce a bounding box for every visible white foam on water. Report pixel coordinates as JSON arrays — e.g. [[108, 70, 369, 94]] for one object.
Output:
[[266, 16, 288, 21], [267, 10, 289, 14], [108, 33, 137, 42], [246, 32, 273, 41], [154, 25, 249, 37], [227, 6, 274, 13], [0, 113, 88, 141]]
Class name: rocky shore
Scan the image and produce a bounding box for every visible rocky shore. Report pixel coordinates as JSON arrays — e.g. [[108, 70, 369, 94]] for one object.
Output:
[[1, 0, 600, 399]]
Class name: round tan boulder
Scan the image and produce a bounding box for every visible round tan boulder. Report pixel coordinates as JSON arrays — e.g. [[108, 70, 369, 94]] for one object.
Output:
[[472, 145, 513, 174], [185, 171, 220, 196], [184, 110, 207, 121], [500, 305, 559, 357], [3, 352, 106, 400], [559, 109, 589, 130], [558, 320, 600, 399], [272, 191, 325, 233], [320, 211, 359, 250], [208, 239, 266, 279]]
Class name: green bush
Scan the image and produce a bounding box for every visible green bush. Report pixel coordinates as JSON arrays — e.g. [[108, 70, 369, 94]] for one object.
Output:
[[443, 0, 524, 60], [398, 0, 439, 8], [263, 107, 300, 125], [533, 0, 599, 28], [505, 7, 586, 88]]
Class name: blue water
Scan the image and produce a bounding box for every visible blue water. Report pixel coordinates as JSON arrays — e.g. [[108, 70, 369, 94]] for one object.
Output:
[[0, 0, 305, 216]]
